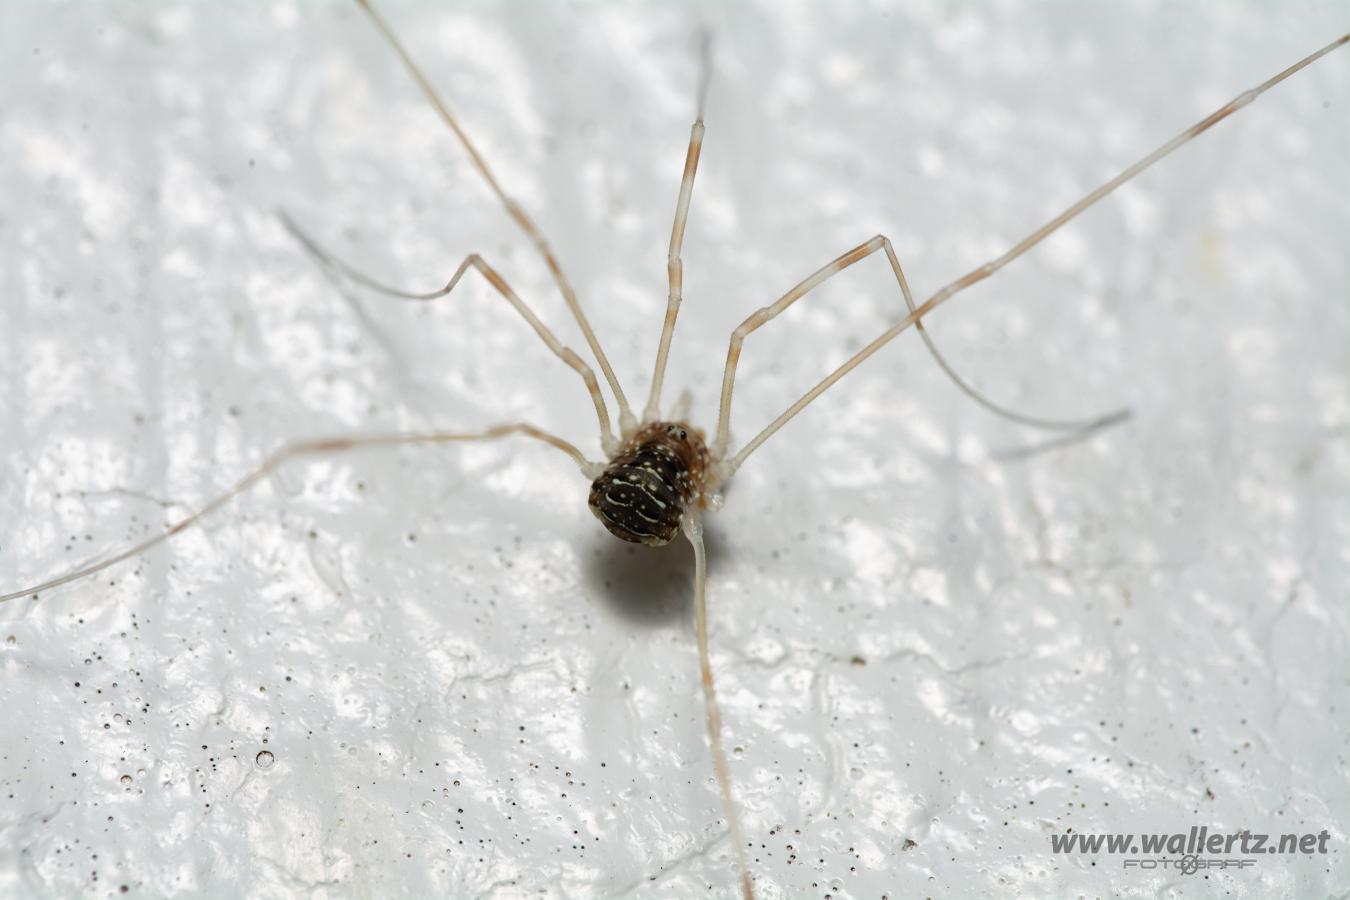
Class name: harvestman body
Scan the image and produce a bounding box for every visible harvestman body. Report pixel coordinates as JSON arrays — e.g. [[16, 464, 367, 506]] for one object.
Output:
[[3, 4, 1346, 895]]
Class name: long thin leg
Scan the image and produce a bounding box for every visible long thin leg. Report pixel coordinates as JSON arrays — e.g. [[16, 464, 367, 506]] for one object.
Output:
[[282, 214, 621, 456], [718, 33, 1349, 477], [643, 33, 712, 424], [709, 234, 1124, 462], [353, 0, 636, 435], [1, 423, 600, 605], [681, 513, 754, 900]]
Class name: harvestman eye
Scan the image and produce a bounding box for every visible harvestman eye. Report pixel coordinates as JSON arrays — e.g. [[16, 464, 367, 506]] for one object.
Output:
[[2, 4, 1346, 895]]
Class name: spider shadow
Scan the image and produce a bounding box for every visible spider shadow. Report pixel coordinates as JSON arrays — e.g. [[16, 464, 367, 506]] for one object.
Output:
[[579, 519, 731, 627], [279, 210, 407, 364], [990, 409, 1134, 462]]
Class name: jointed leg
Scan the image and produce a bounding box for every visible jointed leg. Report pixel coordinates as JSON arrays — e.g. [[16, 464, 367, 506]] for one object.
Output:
[[709, 234, 1121, 470], [643, 34, 712, 424], [1, 423, 600, 605], [353, 0, 635, 434], [682, 513, 754, 900], [282, 214, 621, 456], [716, 33, 1348, 475], [712, 237, 884, 461]]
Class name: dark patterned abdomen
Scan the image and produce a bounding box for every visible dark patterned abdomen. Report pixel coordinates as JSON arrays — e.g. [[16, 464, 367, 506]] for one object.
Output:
[[588, 422, 709, 546]]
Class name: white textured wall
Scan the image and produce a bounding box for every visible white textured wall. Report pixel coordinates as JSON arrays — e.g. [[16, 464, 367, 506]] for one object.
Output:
[[2, 2, 1347, 897]]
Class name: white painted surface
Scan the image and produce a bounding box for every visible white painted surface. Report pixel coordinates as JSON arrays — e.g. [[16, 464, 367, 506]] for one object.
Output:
[[1, 3, 1347, 897]]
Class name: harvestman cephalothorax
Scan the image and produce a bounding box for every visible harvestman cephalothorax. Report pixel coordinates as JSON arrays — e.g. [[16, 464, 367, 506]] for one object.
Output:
[[3, 3, 1347, 894]]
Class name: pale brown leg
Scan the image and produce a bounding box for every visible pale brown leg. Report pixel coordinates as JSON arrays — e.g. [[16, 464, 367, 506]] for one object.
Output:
[[682, 513, 754, 900], [709, 235, 1124, 469], [669, 388, 694, 422], [718, 34, 1349, 477], [1, 424, 599, 605], [282, 214, 620, 456], [353, 0, 636, 434], [644, 34, 712, 424]]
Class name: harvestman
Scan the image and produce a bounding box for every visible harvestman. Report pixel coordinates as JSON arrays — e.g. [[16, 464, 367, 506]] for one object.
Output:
[[3, 3, 1347, 894]]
